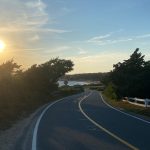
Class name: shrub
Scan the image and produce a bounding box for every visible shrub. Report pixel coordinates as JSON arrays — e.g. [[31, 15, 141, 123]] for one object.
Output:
[[103, 82, 118, 100], [0, 58, 74, 129]]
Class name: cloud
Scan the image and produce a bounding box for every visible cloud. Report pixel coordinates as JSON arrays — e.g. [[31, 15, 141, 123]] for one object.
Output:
[[66, 52, 129, 73], [0, 27, 69, 33], [105, 38, 133, 45], [86, 30, 124, 45], [53, 46, 71, 52], [87, 35, 133, 46], [86, 29, 134, 46], [61, 7, 72, 14], [87, 32, 124, 45], [0, 0, 69, 34], [0, 0, 71, 60], [9, 48, 44, 53], [25, 0, 48, 27], [78, 48, 87, 55], [9, 46, 71, 55], [87, 34, 111, 44], [29, 35, 40, 41], [30, 46, 71, 53], [135, 34, 150, 39], [87, 32, 150, 46], [0, 0, 47, 29], [34, 46, 70, 52]]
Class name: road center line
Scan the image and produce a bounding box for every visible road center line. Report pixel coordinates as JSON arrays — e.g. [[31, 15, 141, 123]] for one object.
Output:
[[78, 92, 139, 150]]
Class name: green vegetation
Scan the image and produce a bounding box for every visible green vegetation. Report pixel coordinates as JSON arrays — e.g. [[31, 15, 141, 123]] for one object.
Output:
[[102, 48, 150, 117], [61, 72, 108, 81], [59, 85, 84, 96], [84, 83, 105, 91], [103, 82, 117, 100], [103, 48, 150, 99], [0, 58, 75, 130], [103, 94, 150, 117]]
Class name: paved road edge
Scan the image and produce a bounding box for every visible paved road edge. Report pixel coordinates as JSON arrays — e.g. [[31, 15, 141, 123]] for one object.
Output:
[[100, 92, 150, 124], [31, 92, 86, 150], [31, 97, 66, 150], [78, 92, 139, 150]]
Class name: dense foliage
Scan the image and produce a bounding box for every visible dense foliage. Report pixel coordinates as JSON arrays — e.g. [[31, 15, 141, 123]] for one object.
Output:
[[62, 72, 108, 81], [0, 58, 73, 129], [104, 49, 150, 99]]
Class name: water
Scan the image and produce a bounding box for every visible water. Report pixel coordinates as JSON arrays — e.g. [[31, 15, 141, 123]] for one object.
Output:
[[58, 80, 89, 87]]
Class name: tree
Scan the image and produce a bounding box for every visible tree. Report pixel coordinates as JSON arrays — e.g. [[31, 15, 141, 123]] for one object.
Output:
[[0, 59, 22, 98], [23, 58, 74, 95], [110, 48, 150, 98], [0, 58, 74, 129], [103, 82, 117, 100], [0, 59, 21, 81]]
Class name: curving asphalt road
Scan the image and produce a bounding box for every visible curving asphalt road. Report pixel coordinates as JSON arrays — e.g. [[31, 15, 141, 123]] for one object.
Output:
[[33, 91, 150, 150]]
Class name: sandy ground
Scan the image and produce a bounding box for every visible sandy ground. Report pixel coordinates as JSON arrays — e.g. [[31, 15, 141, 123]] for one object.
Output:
[[0, 117, 32, 150], [0, 104, 47, 150]]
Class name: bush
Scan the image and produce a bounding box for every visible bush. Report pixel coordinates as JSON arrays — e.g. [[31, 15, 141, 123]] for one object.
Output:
[[59, 85, 84, 96], [0, 58, 74, 129], [88, 86, 105, 91], [103, 82, 118, 100]]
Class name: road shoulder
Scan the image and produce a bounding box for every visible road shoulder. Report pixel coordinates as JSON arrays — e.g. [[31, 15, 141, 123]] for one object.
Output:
[[101, 92, 150, 123]]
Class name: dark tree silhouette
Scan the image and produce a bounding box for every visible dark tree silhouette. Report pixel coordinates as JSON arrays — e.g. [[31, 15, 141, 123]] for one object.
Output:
[[23, 58, 74, 94], [109, 48, 150, 99], [0, 58, 74, 129]]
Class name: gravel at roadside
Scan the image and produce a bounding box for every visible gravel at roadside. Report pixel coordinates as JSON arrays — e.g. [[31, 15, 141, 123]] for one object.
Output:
[[0, 103, 48, 150]]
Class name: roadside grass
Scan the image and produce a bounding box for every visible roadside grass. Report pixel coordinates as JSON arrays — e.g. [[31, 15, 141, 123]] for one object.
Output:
[[102, 93, 150, 118], [59, 85, 84, 96], [84, 84, 105, 91], [0, 87, 83, 130]]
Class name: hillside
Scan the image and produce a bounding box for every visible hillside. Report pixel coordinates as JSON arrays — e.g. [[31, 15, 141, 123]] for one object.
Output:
[[60, 72, 109, 81]]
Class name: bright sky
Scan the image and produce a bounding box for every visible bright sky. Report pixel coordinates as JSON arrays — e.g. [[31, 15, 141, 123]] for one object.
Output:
[[0, 0, 150, 73]]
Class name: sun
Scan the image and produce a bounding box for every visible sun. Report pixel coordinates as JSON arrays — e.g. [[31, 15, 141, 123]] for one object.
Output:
[[0, 40, 6, 52]]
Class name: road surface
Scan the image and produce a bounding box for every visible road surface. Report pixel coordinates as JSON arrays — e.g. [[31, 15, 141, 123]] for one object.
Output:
[[33, 91, 150, 150]]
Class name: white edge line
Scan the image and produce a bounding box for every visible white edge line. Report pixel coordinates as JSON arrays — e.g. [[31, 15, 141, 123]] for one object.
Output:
[[32, 97, 65, 150], [100, 92, 150, 125], [79, 92, 139, 150]]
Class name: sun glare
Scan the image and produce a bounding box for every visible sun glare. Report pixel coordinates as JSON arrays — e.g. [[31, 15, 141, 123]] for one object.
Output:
[[0, 40, 6, 52]]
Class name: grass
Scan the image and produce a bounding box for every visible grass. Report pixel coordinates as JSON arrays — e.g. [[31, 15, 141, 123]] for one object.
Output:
[[84, 84, 105, 91], [59, 85, 84, 96], [102, 93, 150, 118], [0, 87, 83, 130]]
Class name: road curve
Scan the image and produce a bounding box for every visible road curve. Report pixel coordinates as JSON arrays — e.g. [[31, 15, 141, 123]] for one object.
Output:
[[33, 91, 150, 150]]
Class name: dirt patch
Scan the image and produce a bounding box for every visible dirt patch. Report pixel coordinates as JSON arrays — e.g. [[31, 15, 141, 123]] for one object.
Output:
[[0, 104, 47, 150]]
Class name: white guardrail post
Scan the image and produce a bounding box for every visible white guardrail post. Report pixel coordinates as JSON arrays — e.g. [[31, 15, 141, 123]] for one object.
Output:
[[145, 98, 150, 108], [123, 97, 150, 108]]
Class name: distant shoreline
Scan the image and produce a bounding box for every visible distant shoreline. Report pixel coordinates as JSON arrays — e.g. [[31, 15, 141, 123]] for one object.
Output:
[[58, 80, 101, 87]]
